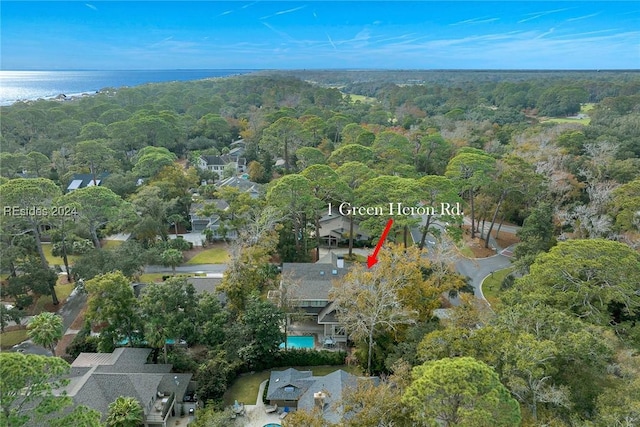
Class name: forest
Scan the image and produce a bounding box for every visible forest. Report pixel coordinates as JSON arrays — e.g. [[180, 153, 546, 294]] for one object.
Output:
[[0, 70, 639, 427]]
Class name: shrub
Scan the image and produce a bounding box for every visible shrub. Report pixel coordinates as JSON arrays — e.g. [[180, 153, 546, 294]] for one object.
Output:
[[272, 349, 347, 367]]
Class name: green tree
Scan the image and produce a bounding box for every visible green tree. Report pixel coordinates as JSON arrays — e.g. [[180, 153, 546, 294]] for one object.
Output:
[[295, 146, 326, 169], [266, 174, 315, 255], [301, 164, 351, 259], [139, 277, 199, 362], [509, 239, 640, 335], [372, 130, 414, 172], [260, 117, 311, 172], [0, 304, 23, 333], [24, 151, 50, 178], [237, 296, 285, 370], [340, 123, 366, 146], [105, 396, 144, 427], [416, 175, 461, 250], [72, 241, 146, 281], [129, 185, 177, 245], [327, 143, 375, 166], [610, 177, 640, 233], [196, 113, 231, 142], [513, 202, 557, 273], [60, 186, 132, 249], [356, 175, 422, 248], [0, 178, 62, 269], [131, 146, 177, 179], [0, 353, 74, 427], [189, 406, 234, 427], [0, 153, 27, 178], [445, 149, 496, 239], [27, 312, 64, 357], [48, 405, 103, 427], [403, 357, 521, 427], [85, 271, 140, 351], [72, 139, 118, 183], [335, 161, 377, 257], [160, 248, 183, 275], [482, 155, 542, 248], [416, 133, 454, 175]]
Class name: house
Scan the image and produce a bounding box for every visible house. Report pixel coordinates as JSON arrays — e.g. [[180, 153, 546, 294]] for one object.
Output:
[[61, 348, 196, 427], [196, 154, 246, 175], [228, 139, 246, 157], [216, 175, 262, 199], [66, 173, 109, 192], [189, 199, 233, 237], [133, 275, 226, 305], [189, 176, 262, 236], [265, 368, 378, 424], [278, 253, 348, 343], [318, 213, 370, 247]]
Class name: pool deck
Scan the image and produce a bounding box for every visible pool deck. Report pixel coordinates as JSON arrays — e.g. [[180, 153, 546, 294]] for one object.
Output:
[[234, 380, 283, 427]]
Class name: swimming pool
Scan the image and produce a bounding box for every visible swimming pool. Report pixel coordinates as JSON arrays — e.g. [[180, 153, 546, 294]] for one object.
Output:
[[279, 335, 315, 349], [263, 424, 281, 427]]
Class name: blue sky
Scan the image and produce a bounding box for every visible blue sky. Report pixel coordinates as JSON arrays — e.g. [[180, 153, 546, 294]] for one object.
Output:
[[1, 1, 638, 70]]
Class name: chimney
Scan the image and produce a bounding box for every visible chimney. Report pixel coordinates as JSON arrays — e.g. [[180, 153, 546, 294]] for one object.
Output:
[[331, 253, 344, 269], [314, 391, 326, 409]]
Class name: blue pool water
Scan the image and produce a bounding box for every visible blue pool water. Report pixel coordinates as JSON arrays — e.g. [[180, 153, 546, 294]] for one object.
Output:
[[263, 424, 281, 427], [279, 335, 315, 349]]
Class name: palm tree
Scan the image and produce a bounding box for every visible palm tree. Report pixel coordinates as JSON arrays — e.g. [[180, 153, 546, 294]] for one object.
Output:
[[27, 312, 64, 356], [106, 396, 144, 427]]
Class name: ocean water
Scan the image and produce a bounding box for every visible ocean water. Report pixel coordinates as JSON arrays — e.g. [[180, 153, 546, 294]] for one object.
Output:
[[0, 69, 255, 105]]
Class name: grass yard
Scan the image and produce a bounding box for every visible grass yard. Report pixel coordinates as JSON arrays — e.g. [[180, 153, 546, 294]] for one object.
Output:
[[544, 117, 591, 125], [481, 267, 515, 307], [343, 254, 367, 263], [223, 365, 362, 406], [42, 243, 80, 267], [347, 93, 377, 103], [138, 273, 169, 283], [137, 272, 205, 283], [101, 240, 123, 249], [457, 244, 475, 258], [185, 247, 229, 264], [0, 328, 28, 349], [30, 281, 75, 315]]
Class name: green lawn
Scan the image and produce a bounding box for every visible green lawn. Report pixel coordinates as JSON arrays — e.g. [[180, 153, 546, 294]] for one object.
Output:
[[343, 254, 366, 263], [138, 273, 169, 283], [42, 244, 80, 266], [102, 240, 123, 249], [544, 117, 590, 125], [457, 244, 475, 258], [137, 272, 205, 283], [0, 328, 28, 349], [185, 248, 229, 265], [347, 93, 376, 103], [481, 267, 515, 307], [30, 281, 75, 314], [223, 365, 362, 406]]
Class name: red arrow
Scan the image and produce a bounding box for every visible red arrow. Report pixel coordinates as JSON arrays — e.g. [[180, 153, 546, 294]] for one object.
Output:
[[367, 218, 394, 268]]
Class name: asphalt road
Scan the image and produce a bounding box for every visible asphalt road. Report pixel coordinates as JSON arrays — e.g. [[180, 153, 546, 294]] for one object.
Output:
[[8, 279, 86, 356]]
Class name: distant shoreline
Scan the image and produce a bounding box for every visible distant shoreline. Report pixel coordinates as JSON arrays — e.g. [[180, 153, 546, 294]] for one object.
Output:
[[0, 69, 259, 106]]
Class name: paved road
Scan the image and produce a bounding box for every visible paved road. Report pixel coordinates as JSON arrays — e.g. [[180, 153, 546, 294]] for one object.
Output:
[[8, 278, 86, 356], [144, 264, 228, 274]]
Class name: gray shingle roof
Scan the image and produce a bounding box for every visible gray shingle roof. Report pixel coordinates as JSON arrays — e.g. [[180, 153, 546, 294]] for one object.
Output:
[[281, 263, 347, 301], [266, 368, 315, 401], [64, 348, 192, 420], [266, 368, 378, 424]]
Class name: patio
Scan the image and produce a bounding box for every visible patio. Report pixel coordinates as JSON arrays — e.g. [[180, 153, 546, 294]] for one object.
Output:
[[233, 380, 284, 427]]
